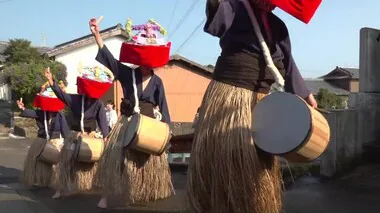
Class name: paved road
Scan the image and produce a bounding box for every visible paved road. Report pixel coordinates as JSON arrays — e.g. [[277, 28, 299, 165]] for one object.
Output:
[[0, 136, 379, 213]]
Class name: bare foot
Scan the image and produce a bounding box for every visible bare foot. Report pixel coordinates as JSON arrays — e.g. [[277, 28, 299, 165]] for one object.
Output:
[[97, 197, 107, 209], [61, 191, 75, 197], [52, 191, 61, 199]]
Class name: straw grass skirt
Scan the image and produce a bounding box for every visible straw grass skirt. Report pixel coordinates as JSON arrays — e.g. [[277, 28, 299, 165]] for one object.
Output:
[[53, 131, 98, 192], [186, 80, 283, 213], [21, 137, 54, 187], [95, 115, 174, 205]]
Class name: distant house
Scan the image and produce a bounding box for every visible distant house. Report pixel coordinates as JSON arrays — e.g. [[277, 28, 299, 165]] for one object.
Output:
[[319, 66, 359, 92], [305, 66, 359, 97]]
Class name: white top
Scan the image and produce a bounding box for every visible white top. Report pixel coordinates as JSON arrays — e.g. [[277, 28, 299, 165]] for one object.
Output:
[[106, 109, 118, 128]]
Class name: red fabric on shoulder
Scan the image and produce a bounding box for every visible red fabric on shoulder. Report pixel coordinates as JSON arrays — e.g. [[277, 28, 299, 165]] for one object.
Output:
[[270, 0, 322, 24]]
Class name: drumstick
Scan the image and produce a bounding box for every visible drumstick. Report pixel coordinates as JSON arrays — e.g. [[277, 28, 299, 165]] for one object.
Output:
[[91, 16, 104, 30], [97, 16, 104, 24], [20, 98, 23, 102]]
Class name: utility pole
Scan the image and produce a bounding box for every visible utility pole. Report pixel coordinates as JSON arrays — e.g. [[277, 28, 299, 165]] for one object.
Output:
[[42, 33, 47, 47]]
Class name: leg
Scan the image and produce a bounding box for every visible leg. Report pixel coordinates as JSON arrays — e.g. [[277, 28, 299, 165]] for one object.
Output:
[[186, 81, 282, 213], [97, 196, 108, 208], [52, 191, 61, 199]]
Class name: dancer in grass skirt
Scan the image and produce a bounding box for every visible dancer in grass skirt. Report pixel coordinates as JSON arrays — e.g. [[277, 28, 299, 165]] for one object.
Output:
[[89, 18, 174, 209], [186, 0, 319, 212]]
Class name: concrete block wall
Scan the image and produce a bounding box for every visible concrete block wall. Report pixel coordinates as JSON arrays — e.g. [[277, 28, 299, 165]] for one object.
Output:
[[320, 109, 362, 177]]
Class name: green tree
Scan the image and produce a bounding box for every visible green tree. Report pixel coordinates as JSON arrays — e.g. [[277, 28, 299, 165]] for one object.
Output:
[[2, 38, 67, 109], [316, 88, 346, 109], [206, 64, 214, 69], [3, 39, 42, 64]]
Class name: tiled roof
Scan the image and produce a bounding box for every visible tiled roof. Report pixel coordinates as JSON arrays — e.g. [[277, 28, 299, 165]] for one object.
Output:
[[47, 24, 127, 57], [169, 54, 213, 76], [341, 67, 359, 79], [304, 78, 350, 96], [319, 66, 359, 80]]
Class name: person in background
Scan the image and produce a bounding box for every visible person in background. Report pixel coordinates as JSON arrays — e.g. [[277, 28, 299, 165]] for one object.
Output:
[[105, 100, 118, 132]]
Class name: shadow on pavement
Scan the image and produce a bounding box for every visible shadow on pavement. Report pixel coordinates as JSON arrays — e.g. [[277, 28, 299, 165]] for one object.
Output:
[[0, 166, 21, 184], [18, 168, 189, 213]]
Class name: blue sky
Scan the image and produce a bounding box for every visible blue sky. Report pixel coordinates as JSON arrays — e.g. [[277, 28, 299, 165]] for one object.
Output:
[[1, 0, 380, 78]]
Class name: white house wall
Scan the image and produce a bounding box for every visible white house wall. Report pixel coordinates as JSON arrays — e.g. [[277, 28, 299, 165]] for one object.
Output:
[[54, 37, 128, 94]]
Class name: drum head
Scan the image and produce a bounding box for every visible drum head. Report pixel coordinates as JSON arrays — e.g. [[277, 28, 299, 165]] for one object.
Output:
[[252, 92, 311, 154], [123, 114, 140, 147]]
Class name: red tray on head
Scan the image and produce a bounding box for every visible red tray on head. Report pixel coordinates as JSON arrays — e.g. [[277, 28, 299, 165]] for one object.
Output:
[[119, 42, 171, 68], [33, 95, 65, 112], [77, 77, 112, 99], [270, 0, 322, 24]]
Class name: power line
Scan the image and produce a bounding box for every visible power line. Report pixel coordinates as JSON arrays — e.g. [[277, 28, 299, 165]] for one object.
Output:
[[174, 17, 206, 54], [169, 0, 200, 39], [0, 0, 12, 3], [167, 0, 179, 33]]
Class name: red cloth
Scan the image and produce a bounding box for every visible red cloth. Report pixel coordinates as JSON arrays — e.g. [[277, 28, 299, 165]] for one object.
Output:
[[119, 42, 171, 68], [33, 95, 65, 112], [270, 0, 322, 24], [76, 77, 112, 99]]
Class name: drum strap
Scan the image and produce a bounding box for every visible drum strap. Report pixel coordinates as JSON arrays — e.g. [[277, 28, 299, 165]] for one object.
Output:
[[80, 95, 85, 133], [44, 111, 50, 141], [242, 0, 285, 92], [131, 69, 141, 114], [131, 69, 163, 121], [44, 111, 63, 141]]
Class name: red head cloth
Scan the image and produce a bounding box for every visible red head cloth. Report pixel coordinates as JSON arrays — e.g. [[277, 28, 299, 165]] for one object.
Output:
[[33, 95, 65, 112], [119, 42, 171, 68], [270, 0, 322, 24], [76, 77, 112, 99]]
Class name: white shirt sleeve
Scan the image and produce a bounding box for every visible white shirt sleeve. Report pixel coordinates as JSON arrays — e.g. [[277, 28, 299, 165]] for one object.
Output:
[[110, 110, 118, 126]]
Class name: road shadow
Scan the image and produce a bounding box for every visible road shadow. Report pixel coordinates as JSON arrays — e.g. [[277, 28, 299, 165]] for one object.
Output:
[[20, 168, 189, 213], [0, 166, 21, 184]]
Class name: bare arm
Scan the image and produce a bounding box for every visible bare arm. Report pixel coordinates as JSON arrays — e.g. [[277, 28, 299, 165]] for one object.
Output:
[[44, 67, 73, 108], [90, 18, 131, 80]]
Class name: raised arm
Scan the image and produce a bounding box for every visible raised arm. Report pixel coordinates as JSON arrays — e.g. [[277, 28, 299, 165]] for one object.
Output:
[[95, 45, 129, 79], [90, 18, 130, 79], [20, 109, 39, 119], [44, 67, 73, 108], [50, 80, 73, 108], [204, 0, 236, 37], [16, 98, 38, 118], [96, 102, 110, 139]]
